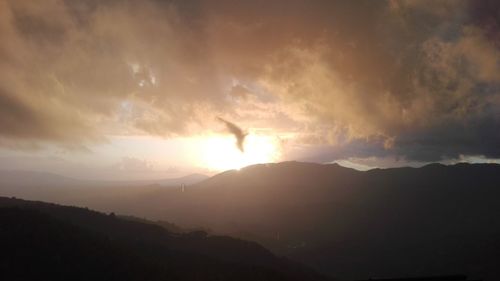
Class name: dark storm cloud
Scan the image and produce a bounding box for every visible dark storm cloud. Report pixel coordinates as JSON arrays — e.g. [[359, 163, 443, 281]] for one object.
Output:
[[0, 0, 499, 161]]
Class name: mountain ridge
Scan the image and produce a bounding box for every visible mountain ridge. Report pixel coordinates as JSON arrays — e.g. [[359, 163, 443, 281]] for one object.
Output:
[[1, 162, 499, 280], [159, 161, 500, 280]]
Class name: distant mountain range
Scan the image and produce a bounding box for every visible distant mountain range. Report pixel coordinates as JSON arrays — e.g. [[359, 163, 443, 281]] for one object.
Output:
[[0, 170, 208, 188], [1, 162, 499, 280], [0, 196, 330, 281], [0, 170, 208, 205]]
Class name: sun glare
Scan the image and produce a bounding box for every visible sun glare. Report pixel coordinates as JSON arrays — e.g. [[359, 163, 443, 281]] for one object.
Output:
[[199, 134, 281, 172]]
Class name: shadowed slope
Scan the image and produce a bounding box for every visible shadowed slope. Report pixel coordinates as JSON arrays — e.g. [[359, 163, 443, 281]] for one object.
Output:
[[0, 197, 332, 281]]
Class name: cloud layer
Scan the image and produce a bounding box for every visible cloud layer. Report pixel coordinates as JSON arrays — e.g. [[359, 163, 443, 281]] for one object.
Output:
[[1, 0, 499, 161]]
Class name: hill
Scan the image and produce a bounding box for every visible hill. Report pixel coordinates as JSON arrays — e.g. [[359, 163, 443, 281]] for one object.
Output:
[[0, 170, 208, 207], [0, 170, 207, 189], [0, 196, 330, 281], [107, 162, 499, 280], [2, 162, 499, 280]]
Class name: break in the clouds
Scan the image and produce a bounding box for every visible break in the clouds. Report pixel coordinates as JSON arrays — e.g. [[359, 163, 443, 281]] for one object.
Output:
[[0, 0, 499, 162]]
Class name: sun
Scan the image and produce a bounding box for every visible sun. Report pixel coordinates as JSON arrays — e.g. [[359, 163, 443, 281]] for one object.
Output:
[[199, 134, 281, 172]]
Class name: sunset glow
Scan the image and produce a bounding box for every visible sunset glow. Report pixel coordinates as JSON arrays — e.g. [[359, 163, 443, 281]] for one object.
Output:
[[199, 134, 281, 171]]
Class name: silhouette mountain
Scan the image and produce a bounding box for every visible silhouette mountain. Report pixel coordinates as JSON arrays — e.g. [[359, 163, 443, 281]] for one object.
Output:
[[0, 196, 331, 281], [1, 162, 499, 280], [102, 162, 498, 281]]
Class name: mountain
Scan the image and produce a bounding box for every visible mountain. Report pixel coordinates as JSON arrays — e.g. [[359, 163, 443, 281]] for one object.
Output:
[[0, 170, 208, 204], [0, 196, 331, 281], [0, 170, 208, 189], [1, 162, 499, 280], [88, 161, 498, 281]]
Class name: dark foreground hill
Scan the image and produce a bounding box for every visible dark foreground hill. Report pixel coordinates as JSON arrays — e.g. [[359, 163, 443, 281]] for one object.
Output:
[[0, 197, 330, 281]]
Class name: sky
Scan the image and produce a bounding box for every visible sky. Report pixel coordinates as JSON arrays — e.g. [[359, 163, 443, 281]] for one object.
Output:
[[0, 0, 499, 180]]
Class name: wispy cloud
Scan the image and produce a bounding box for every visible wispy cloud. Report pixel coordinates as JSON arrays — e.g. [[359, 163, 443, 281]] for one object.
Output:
[[217, 117, 247, 152]]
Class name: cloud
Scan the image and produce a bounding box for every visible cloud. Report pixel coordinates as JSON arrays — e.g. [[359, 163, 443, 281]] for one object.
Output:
[[0, 0, 499, 162], [217, 117, 247, 152], [112, 157, 155, 172]]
